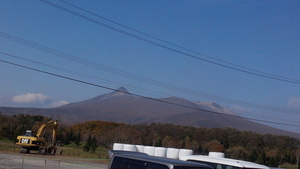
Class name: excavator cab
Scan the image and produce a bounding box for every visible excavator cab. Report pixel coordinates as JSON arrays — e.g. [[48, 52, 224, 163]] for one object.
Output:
[[25, 130, 32, 136]]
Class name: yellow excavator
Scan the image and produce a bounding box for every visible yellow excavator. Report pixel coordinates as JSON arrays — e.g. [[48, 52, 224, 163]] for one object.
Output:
[[16, 120, 58, 155]]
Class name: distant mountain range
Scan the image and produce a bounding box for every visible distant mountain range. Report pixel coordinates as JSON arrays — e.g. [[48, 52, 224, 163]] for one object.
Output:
[[1, 87, 299, 139]]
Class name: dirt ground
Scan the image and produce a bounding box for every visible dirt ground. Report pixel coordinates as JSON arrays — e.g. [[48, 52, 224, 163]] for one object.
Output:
[[0, 152, 108, 169]]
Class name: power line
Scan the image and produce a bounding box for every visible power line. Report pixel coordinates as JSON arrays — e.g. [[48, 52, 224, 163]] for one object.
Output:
[[40, 0, 300, 85], [0, 51, 173, 99], [3, 50, 300, 125], [59, 0, 299, 84], [1, 50, 298, 125], [1, 31, 299, 116], [0, 57, 299, 128]]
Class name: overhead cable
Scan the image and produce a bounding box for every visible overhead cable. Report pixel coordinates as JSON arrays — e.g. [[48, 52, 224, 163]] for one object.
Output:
[[60, 0, 299, 84], [40, 0, 300, 85], [1, 50, 299, 124], [0, 57, 299, 128], [0, 31, 299, 115], [0, 51, 172, 99]]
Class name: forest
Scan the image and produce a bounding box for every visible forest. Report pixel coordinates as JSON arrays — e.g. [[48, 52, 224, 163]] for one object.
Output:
[[0, 113, 299, 167]]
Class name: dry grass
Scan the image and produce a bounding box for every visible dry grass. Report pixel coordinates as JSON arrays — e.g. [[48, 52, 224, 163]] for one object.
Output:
[[280, 164, 298, 169], [59, 143, 109, 160], [0, 139, 19, 152], [0, 140, 110, 164]]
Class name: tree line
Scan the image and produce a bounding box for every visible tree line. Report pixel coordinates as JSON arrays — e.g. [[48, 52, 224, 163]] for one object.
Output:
[[0, 113, 299, 167]]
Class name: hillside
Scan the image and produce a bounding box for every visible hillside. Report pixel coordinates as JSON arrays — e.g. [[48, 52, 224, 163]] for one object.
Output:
[[1, 87, 299, 139]]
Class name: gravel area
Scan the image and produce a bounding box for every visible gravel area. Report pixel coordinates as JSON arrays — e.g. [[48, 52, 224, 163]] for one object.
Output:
[[0, 152, 108, 169]]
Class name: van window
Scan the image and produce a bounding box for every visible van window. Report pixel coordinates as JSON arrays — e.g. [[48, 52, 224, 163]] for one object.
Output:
[[216, 164, 222, 169], [110, 156, 169, 169], [121, 158, 146, 169], [121, 161, 145, 169], [110, 157, 125, 169]]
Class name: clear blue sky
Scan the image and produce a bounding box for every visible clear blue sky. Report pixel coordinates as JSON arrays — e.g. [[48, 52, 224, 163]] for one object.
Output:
[[0, 0, 299, 133]]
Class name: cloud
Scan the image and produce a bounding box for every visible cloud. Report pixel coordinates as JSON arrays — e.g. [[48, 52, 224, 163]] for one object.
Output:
[[51, 100, 69, 107], [287, 97, 300, 109], [8, 93, 70, 108], [12, 93, 50, 104]]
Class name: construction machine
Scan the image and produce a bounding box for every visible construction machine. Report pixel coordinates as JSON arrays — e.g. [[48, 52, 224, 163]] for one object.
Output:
[[16, 120, 58, 155]]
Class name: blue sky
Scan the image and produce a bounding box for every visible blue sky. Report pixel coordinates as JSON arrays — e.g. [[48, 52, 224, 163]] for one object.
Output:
[[0, 0, 299, 133]]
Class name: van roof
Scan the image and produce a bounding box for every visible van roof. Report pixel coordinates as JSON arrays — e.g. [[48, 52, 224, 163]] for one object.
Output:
[[180, 155, 269, 169], [113, 153, 212, 168], [108, 150, 148, 158]]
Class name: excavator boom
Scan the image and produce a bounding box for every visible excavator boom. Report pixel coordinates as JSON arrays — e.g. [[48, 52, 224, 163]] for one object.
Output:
[[36, 120, 58, 138]]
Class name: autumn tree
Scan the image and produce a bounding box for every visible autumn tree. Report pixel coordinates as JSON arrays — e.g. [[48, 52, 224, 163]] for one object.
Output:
[[162, 136, 179, 148], [184, 136, 199, 151], [248, 149, 258, 162], [74, 133, 81, 146], [2, 113, 299, 165], [83, 135, 92, 152], [97, 125, 141, 149], [0, 114, 50, 140], [83, 135, 97, 153], [203, 140, 224, 152], [226, 146, 248, 160]]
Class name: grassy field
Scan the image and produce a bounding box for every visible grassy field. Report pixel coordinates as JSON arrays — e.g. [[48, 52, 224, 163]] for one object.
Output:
[[0, 139, 20, 152], [0, 139, 110, 164], [1, 140, 299, 169], [280, 165, 299, 169], [57, 142, 109, 160]]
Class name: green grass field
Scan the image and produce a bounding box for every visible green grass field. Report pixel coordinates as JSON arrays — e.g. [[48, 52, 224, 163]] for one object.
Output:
[[0, 140, 110, 164], [58, 142, 109, 160]]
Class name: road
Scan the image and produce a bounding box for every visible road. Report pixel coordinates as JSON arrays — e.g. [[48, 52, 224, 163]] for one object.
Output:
[[0, 152, 108, 169]]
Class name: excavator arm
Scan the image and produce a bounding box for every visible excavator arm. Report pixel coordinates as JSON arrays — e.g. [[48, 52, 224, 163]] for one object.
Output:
[[36, 120, 58, 138], [36, 120, 58, 154], [51, 120, 58, 149]]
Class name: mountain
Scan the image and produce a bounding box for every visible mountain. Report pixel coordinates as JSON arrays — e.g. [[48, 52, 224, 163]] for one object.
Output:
[[1, 87, 299, 139]]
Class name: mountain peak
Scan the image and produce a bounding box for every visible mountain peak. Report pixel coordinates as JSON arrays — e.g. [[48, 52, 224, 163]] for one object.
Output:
[[114, 87, 129, 94], [211, 102, 224, 110], [102, 87, 130, 98]]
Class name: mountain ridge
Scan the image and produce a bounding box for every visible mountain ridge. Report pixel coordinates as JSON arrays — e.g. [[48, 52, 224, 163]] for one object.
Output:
[[1, 87, 299, 139]]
